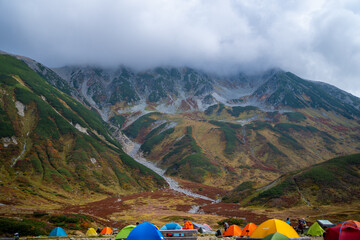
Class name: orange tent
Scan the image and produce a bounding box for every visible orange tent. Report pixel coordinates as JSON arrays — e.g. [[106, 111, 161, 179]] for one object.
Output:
[[223, 225, 242, 237], [241, 222, 257, 237], [183, 221, 194, 229], [337, 220, 360, 228], [100, 227, 113, 235]]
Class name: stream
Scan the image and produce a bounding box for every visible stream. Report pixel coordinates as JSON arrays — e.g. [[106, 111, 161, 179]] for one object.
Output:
[[125, 140, 215, 202]]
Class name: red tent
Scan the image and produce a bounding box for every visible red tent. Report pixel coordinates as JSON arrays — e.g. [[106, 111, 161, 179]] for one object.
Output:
[[324, 222, 360, 240]]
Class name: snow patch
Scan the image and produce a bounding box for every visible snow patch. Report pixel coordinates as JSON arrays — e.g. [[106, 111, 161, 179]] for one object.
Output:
[[188, 205, 202, 214], [75, 123, 88, 134], [12, 142, 27, 167], [15, 101, 25, 117], [2, 136, 18, 147]]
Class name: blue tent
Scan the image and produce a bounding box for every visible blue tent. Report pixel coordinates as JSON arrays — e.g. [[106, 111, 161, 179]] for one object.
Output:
[[160, 222, 182, 230], [127, 222, 165, 240], [49, 227, 68, 237]]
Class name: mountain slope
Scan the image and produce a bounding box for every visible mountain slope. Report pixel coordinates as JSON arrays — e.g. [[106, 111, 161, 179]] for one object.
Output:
[[0, 54, 166, 206], [3, 51, 360, 198], [223, 153, 360, 207]]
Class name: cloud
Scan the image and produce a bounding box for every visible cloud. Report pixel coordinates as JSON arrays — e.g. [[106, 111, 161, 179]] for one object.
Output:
[[0, 0, 360, 96]]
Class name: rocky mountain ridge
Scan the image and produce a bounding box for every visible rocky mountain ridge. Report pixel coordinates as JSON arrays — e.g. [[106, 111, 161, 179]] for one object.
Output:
[[52, 65, 360, 121]]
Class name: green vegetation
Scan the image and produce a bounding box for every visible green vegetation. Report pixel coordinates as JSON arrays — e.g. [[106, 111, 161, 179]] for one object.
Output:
[[241, 154, 360, 206], [141, 127, 175, 154], [164, 126, 218, 182], [167, 153, 218, 182], [123, 112, 161, 138], [209, 120, 241, 155], [0, 104, 15, 138], [0, 54, 167, 198], [227, 106, 258, 117], [204, 104, 218, 115], [284, 112, 306, 122], [109, 115, 126, 128], [0, 217, 48, 237], [278, 133, 304, 150], [252, 177, 297, 202], [275, 123, 319, 133], [144, 123, 166, 141], [234, 181, 254, 192]]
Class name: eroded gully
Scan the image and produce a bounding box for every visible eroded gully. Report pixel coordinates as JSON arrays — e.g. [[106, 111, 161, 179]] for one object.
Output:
[[119, 132, 215, 202]]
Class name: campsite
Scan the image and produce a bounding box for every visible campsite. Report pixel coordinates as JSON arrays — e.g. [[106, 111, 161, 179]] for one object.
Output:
[[2, 1, 360, 240], [4, 218, 359, 240]]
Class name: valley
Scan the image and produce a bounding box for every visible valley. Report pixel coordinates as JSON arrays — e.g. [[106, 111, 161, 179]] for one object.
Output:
[[0, 51, 359, 237]]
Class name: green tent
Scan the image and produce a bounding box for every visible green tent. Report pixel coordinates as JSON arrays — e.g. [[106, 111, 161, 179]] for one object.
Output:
[[263, 232, 290, 240], [115, 225, 137, 239], [306, 222, 324, 236]]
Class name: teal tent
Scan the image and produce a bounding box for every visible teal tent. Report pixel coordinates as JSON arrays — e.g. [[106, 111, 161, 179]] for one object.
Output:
[[160, 222, 182, 230], [49, 227, 67, 237], [307, 222, 324, 236]]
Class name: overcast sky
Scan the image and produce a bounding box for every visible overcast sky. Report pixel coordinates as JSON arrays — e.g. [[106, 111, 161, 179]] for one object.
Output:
[[1, 0, 360, 97]]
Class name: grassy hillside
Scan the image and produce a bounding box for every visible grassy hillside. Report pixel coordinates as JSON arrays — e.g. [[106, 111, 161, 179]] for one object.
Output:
[[133, 104, 360, 189], [224, 154, 360, 207], [0, 54, 165, 206]]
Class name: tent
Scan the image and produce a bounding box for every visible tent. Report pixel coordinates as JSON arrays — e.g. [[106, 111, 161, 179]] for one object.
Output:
[[127, 222, 164, 240], [306, 222, 324, 236], [241, 222, 257, 237], [183, 221, 193, 230], [223, 225, 242, 237], [86, 228, 98, 236], [325, 223, 360, 240], [203, 224, 212, 231], [48, 227, 67, 237], [160, 222, 182, 230], [115, 225, 136, 239], [191, 222, 212, 232], [263, 232, 290, 240], [337, 220, 360, 228], [100, 227, 113, 235], [250, 219, 299, 238]]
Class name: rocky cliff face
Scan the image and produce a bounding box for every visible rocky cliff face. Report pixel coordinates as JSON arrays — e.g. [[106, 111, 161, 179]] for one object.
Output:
[[53, 66, 360, 121]]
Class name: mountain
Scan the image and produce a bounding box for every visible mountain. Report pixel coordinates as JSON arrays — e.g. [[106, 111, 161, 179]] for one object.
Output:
[[0, 54, 166, 206], [2, 51, 360, 197], [50, 63, 360, 188], [53, 66, 360, 119], [223, 153, 360, 207]]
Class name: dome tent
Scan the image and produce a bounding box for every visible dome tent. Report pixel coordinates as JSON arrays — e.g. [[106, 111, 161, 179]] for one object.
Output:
[[100, 227, 113, 235], [86, 228, 97, 236], [325, 222, 360, 240], [250, 219, 299, 238], [241, 222, 257, 237], [306, 222, 324, 236], [115, 225, 136, 239], [127, 222, 164, 240], [263, 232, 290, 240], [223, 225, 242, 237], [160, 222, 182, 230], [48, 227, 67, 237]]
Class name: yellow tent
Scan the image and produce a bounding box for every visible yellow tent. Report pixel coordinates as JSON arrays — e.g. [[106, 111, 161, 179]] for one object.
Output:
[[250, 219, 299, 238], [86, 228, 98, 236]]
